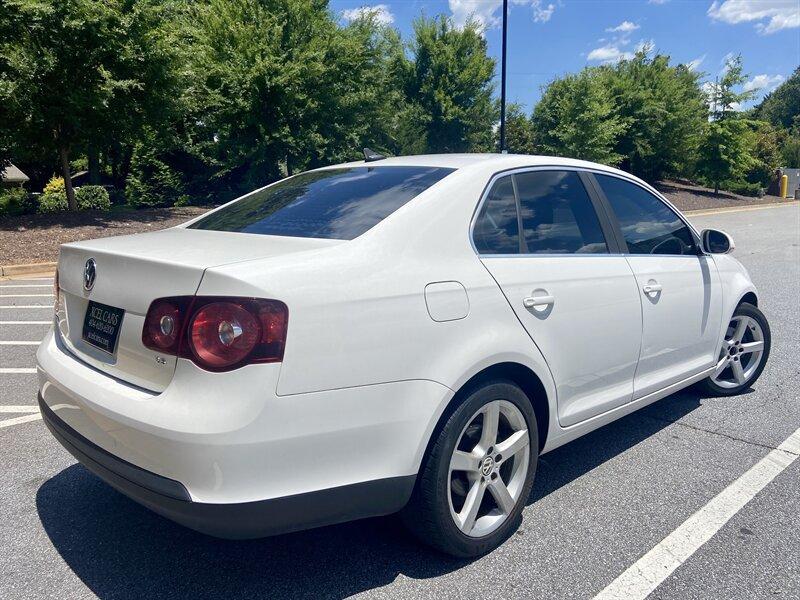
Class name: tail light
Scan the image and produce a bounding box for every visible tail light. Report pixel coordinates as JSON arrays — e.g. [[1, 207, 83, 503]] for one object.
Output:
[[142, 296, 288, 371]]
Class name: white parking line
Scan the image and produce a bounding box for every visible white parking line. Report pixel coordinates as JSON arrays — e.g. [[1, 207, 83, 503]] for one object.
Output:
[[0, 305, 53, 308], [0, 413, 42, 428], [0, 294, 53, 298], [0, 368, 37, 374], [0, 321, 51, 325], [0, 341, 40, 345], [594, 427, 800, 600], [0, 405, 39, 412]]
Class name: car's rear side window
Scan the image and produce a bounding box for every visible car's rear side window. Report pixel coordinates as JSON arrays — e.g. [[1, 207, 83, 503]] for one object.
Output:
[[189, 166, 455, 240], [472, 176, 520, 254], [515, 171, 608, 255]]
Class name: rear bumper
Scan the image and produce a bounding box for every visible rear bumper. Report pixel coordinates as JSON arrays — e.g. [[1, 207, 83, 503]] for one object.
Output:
[[40, 395, 415, 538]]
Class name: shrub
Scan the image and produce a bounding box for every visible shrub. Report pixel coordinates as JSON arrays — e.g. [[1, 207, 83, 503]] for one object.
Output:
[[43, 176, 66, 196], [39, 176, 69, 213], [0, 187, 34, 217], [720, 180, 764, 197], [75, 185, 111, 210], [38, 192, 68, 213]]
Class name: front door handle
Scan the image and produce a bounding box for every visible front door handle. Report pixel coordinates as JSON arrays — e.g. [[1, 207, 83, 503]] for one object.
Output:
[[523, 294, 555, 308], [642, 282, 663, 295]]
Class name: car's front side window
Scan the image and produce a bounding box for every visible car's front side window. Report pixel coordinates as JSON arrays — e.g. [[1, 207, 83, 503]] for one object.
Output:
[[595, 174, 697, 256], [515, 170, 609, 255]]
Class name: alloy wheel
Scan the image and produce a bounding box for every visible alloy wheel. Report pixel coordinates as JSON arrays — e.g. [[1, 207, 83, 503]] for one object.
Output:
[[447, 400, 530, 538], [710, 315, 765, 389]]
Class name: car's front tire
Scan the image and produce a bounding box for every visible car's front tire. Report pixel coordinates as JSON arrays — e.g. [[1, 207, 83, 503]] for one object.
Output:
[[402, 380, 538, 557], [698, 302, 771, 396]]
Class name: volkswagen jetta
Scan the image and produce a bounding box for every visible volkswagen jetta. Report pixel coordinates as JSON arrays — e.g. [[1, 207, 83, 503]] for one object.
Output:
[[37, 154, 770, 556]]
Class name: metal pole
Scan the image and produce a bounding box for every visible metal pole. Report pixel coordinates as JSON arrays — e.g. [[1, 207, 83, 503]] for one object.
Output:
[[499, 0, 508, 152]]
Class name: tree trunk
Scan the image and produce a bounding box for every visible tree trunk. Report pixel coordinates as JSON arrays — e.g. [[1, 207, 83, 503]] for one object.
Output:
[[59, 145, 78, 211], [714, 181, 719, 196], [88, 143, 101, 184]]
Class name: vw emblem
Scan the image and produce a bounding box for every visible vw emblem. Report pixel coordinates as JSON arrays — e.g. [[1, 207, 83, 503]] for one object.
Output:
[[480, 456, 495, 477], [83, 258, 97, 291]]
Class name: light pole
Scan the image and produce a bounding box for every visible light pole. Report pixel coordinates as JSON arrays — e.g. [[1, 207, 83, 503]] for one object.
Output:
[[499, 0, 508, 153]]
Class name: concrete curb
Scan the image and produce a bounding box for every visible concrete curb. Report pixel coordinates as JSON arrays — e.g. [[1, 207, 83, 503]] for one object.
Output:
[[0, 262, 57, 277], [684, 200, 799, 216]]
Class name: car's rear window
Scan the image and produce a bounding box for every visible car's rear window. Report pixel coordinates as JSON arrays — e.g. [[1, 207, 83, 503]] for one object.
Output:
[[188, 166, 455, 240]]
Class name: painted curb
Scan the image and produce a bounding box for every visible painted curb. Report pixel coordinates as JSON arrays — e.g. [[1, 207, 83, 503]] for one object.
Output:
[[0, 262, 57, 277]]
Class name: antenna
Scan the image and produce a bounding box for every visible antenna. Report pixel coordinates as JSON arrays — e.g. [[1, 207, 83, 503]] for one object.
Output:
[[363, 148, 386, 163]]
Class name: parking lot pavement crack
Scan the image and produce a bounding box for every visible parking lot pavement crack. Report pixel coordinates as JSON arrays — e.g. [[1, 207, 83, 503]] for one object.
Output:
[[640, 414, 800, 457]]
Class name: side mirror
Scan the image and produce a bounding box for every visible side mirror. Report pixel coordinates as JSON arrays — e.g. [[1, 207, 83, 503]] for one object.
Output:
[[701, 229, 735, 254]]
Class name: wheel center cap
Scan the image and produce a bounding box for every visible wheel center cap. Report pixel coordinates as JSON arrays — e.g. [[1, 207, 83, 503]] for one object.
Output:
[[480, 456, 495, 476]]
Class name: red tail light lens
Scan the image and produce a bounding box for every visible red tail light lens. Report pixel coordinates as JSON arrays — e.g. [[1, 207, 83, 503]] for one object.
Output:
[[142, 298, 191, 352], [142, 296, 288, 371]]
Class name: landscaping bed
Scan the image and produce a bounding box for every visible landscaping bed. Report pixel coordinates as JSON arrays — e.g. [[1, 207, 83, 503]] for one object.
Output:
[[0, 181, 791, 266], [0, 206, 213, 265]]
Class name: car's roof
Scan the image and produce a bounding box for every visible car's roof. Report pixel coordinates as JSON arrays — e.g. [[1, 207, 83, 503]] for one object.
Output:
[[327, 153, 632, 178]]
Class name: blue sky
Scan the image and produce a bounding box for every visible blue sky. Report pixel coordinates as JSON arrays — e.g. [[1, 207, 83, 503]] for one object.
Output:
[[331, 0, 800, 112]]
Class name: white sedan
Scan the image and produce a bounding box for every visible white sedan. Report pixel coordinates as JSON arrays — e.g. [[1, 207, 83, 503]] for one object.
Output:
[[37, 153, 770, 557]]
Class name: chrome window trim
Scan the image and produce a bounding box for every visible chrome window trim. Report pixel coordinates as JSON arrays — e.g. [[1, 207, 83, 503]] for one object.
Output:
[[469, 165, 705, 258]]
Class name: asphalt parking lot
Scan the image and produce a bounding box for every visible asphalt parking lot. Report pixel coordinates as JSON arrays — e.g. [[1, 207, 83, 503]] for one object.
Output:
[[1, 203, 798, 600]]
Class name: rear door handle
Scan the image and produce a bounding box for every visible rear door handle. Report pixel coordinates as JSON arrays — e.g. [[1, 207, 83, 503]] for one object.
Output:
[[642, 282, 663, 294], [523, 294, 555, 308]]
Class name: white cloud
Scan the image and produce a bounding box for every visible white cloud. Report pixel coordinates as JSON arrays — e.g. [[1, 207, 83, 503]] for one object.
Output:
[[587, 44, 634, 63], [606, 20, 640, 33], [743, 73, 785, 92], [587, 36, 654, 63], [687, 55, 706, 71], [708, 1, 800, 34], [341, 4, 394, 25], [449, 0, 556, 30], [648, 0, 670, 4]]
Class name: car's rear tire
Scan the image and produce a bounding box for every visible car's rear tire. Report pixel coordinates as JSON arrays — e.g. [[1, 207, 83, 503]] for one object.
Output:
[[401, 380, 538, 557], [697, 302, 770, 396]]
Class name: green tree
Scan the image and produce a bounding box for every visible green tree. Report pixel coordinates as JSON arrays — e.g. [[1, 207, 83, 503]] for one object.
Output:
[[400, 16, 496, 153], [752, 67, 800, 129], [696, 120, 753, 195], [707, 55, 756, 121], [601, 49, 707, 181], [781, 128, 800, 168], [0, 0, 178, 208], [697, 55, 758, 195], [502, 103, 535, 154], [179, 0, 405, 200], [531, 70, 624, 164]]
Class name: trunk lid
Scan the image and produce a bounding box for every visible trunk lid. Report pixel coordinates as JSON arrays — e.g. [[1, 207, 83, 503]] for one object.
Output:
[[56, 227, 340, 391]]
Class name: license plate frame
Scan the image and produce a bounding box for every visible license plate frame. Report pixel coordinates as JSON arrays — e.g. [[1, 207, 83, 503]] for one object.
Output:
[[82, 300, 125, 355]]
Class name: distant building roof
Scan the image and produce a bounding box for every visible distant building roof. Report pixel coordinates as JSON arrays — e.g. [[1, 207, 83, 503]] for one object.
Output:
[[1, 163, 30, 184]]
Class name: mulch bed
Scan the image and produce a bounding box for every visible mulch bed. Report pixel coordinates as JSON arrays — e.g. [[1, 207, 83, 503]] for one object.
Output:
[[0, 206, 214, 265], [0, 180, 790, 266], [655, 181, 785, 212]]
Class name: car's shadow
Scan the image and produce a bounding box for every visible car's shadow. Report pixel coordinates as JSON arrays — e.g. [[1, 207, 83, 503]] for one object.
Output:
[[36, 389, 721, 599]]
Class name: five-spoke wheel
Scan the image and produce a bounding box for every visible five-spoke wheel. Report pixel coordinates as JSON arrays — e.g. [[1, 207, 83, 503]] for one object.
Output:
[[401, 380, 538, 557], [700, 302, 770, 396], [448, 400, 530, 537]]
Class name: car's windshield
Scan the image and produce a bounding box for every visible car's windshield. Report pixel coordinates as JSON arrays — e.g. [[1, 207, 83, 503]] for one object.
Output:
[[188, 166, 455, 240]]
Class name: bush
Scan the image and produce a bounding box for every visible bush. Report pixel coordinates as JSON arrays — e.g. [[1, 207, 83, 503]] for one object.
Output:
[[720, 180, 764, 197], [0, 187, 35, 217], [75, 185, 111, 210], [43, 176, 65, 196], [38, 193, 68, 213], [39, 176, 68, 213]]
